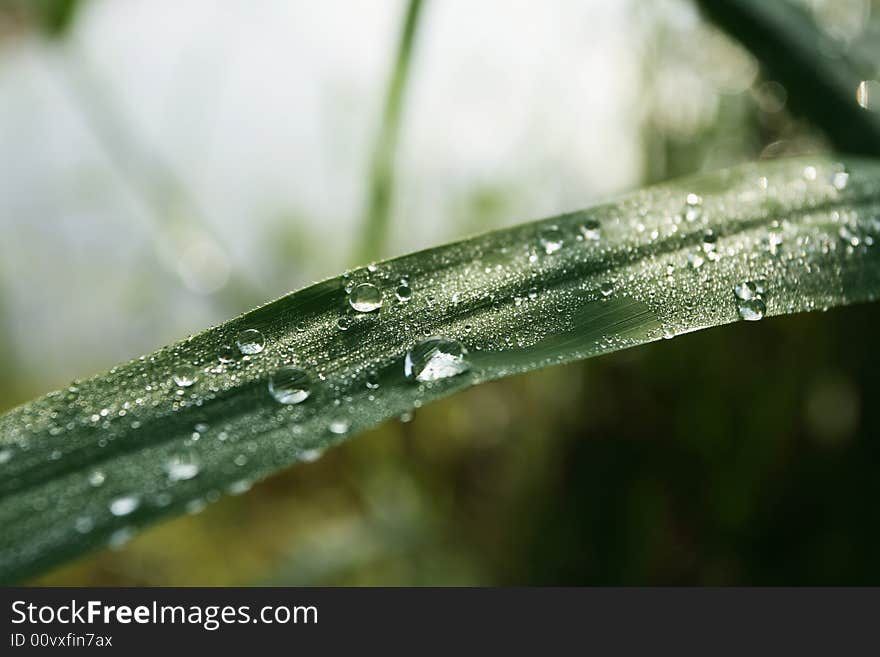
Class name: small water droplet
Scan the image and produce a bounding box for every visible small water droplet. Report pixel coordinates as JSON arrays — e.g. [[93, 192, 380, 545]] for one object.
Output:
[[109, 495, 140, 517], [365, 371, 380, 389], [736, 298, 766, 321], [405, 337, 471, 382], [337, 317, 352, 331], [349, 283, 383, 312], [75, 516, 94, 534], [687, 252, 705, 269], [233, 454, 248, 467], [172, 366, 198, 388], [217, 343, 239, 363], [88, 470, 106, 487], [599, 282, 614, 298], [329, 418, 351, 435], [579, 220, 601, 241], [684, 194, 703, 222], [702, 230, 718, 253], [857, 80, 879, 110], [803, 165, 817, 181], [268, 366, 312, 404], [108, 528, 134, 549], [227, 479, 252, 495], [0, 448, 12, 465], [300, 448, 324, 463], [832, 171, 849, 190], [164, 456, 201, 482], [395, 284, 412, 302], [539, 225, 564, 254], [734, 281, 759, 301]]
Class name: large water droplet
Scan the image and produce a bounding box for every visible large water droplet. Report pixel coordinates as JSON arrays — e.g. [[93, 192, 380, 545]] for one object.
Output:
[[109, 495, 140, 517], [539, 225, 564, 254], [349, 283, 382, 312], [236, 328, 265, 355], [395, 284, 412, 302], [268, 366, 311, 404], [404, 337, 471, 382]]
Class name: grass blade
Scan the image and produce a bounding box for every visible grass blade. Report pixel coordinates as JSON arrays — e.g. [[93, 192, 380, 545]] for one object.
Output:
[[1, 156, 879, 582], [356, 0, 425, 263]]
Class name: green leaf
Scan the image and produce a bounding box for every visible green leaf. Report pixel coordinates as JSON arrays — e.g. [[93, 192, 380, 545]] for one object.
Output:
[[1, 156, 879, 582]]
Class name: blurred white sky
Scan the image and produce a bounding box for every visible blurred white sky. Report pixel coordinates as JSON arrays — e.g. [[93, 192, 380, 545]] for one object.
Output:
[[0, 0, 650, 390]]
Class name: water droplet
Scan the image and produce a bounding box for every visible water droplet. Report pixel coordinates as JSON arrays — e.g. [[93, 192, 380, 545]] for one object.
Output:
[[337, 317, 352, 331], [186, 498, 206, 515], [857, 80, 879, 110], [329, 418, 350, 435], [405, 337, 471, 382], [172, 366, 198, 388], [736, 298, 766, 321], [702, 230, 718, 253], [539, 225, 564, 254], [579, 220, 601, 241], [236, 328, 265, 355], [396, 284, 412, 302], [684, 194, 703, 222], [349, 283, 382, 312], [365, 371, 380, 389], [164, 456, 201, 482], [74, 516, 94, 534], [109, 495, 140, 517], [108, 528, 134, 549], [227, 479, 252, 495], [268, 366, 311, 404], [0, 448, 12, 464], [300, 448, 324, 463], [599, 282, 614, 298], [803, 165, 817, 181], [88, 470, 106, 487], [687, 252, 705, 269], [832, 171, 849, 190], [734, 281, 759, 301], [217, 343, 238, 363]]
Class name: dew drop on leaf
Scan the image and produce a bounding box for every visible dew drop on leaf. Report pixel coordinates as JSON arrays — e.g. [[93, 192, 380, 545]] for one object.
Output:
[[539, 225, 564, 254], [109, 495, 140, 517], [579, 220, 601, 241], [172, 366, 198, 388], [349, 283, 382, 312], [235, 328, 265, 355], [404, 337, 471, 382], [164, 456, 201, 482], [268, 366, 312, 404], [737, 298, 766, 321]]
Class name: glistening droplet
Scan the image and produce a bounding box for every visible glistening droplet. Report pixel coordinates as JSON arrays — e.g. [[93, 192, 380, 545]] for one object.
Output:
[[404, 337, 471, 382], [349, 283, 382, 312], [268, 366, 312, 404]]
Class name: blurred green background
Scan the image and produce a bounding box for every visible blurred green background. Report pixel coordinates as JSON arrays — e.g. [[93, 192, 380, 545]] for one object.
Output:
[[1, 0, 878, 584]]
